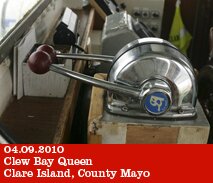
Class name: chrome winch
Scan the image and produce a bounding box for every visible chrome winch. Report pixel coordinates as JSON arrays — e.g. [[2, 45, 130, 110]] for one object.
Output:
[[28, 37, 197, 119]]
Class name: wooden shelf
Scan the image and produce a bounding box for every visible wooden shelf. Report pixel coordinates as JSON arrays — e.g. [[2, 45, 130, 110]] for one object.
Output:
[[0, 7, 95, 144]]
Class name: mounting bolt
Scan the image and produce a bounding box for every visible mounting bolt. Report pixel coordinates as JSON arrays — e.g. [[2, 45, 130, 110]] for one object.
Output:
[[121, 105, 129, 112]]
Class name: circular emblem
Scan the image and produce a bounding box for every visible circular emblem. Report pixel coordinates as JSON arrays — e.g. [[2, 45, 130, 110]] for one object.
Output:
[[144, 92, 170, 115]]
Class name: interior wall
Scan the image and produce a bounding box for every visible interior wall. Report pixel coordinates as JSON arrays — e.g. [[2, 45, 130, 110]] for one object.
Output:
[[115, 0, 165, 37], [115, 0, 197, 40], [116, 0, 164, 12], [116, 0, 198, 58], [116, 0, 213, 70], [63, 0, 88, 9]]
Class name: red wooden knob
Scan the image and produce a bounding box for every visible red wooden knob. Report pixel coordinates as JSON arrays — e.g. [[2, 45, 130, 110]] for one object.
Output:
[[36, 44, 57, 63], [28, 51, 52, 74]]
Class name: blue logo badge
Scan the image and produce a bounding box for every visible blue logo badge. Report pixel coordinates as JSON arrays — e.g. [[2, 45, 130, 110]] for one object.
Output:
[[144, 92, 169, 115]]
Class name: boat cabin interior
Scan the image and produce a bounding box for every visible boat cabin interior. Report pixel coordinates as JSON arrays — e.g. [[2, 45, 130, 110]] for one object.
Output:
[[0, 0, 213, 144]]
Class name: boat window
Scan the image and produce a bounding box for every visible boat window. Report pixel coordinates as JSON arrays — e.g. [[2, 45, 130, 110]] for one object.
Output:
[[0, 0, 51, 63], [0, 0, 40, 40]]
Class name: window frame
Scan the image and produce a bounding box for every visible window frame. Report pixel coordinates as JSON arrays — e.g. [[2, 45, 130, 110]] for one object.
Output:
[[0, 0, 51, 63]]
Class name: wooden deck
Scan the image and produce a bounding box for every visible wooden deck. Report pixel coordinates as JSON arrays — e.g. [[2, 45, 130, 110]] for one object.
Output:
[[0, 97, 63, 143]]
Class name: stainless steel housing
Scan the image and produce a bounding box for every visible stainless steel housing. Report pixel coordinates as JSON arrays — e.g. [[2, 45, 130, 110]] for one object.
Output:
[[106, 37, 197, 118], [47, 37, 197, 119]]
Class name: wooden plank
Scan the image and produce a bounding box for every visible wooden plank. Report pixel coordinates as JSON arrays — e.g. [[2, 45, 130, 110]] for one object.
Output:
[[126, 125, 179, 144], [88, 134, 102, 144], [89, 0, 106, 20], [88, 73, 105, 124], [53, 8, 95, 143], [0, 97, 63, 143], [87, 73, 106, 144], [177, 126, 209, 144], [98, 123, 127, 144]]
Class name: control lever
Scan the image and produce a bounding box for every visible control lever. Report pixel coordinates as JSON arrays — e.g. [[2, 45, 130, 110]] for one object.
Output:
[[27, 37, 197, 118], [27, 44, 141, 98], [28, 42, 174, 117], [35, 44, 114, 64]]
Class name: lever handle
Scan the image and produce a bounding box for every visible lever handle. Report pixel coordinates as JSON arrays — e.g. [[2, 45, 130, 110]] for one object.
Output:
[[56, 53, 114, 63], [35, 44, 113, 63], [27, 44, 172, 116], [50, 64, 140, 98], [27, 45, 140, 98]]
